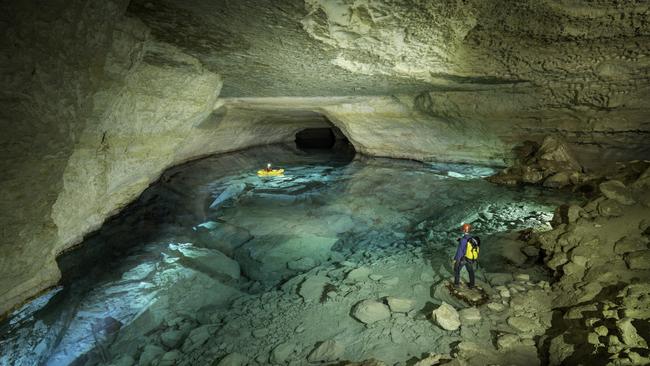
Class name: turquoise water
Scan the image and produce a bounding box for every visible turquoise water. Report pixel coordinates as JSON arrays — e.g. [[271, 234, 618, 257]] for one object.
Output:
[[0, 144, 580, 366]]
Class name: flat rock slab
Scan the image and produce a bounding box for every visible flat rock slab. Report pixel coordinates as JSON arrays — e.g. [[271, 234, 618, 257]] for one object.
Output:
[[445, 282, 489, 306], [177, 246, 240, 280]]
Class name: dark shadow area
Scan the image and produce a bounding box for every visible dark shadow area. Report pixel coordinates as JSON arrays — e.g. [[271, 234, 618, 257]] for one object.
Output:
[[295, 126, 351, 150]]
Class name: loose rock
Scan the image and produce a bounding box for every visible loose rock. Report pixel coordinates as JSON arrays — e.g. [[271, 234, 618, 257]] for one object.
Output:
[[431, 302, 460, 331], [599, 180, 635, 205]]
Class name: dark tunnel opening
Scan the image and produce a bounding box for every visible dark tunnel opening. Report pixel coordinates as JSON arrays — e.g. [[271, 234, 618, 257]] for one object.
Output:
[[295, 126, 349, 150]]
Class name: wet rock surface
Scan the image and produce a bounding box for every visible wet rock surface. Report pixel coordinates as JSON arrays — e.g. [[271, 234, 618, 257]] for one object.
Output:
[[4, 146, 648, 366], [0, 146, 580, 366]]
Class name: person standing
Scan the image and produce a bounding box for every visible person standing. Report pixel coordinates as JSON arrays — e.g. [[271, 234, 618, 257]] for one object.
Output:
[[453, 223, 480, 288]]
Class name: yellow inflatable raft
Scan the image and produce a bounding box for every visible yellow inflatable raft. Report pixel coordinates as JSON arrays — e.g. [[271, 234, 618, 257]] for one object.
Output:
[[257, 168, 285, 177]]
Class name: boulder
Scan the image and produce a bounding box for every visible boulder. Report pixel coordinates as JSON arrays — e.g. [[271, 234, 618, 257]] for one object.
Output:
[[487, 302, 505, 312], [307, 340, 344, 363], [514, 273, 530, 281], [497, 334, 520, 349], [386, 297, 415, 313], [352, 300, 391, 324], [625, 250, 650, 270], [614, 236, 649, 254], [632, 167, 650, 189], [537, 136, 581, 171], [599, 180, 635, 205], [160, 329, 186, 349], [616, 318, 648, 348], [194, 222, 252, 255], [549, 334, 574, 365], [459, 307, 481, 325], [431, 302, 460, 331], [521, 167, 544, 184], [213, 353, 249, 366], [543, 172, 571, 188], [507, 316, 538, 333], [598, 199, 623, 217], [486, 273, 513, 286], [412, 353, 450, 366], [552, 204, 584, 226]]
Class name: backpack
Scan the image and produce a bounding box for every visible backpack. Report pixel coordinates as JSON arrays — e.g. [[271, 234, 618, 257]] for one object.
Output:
[[465, 236, 480, 260]]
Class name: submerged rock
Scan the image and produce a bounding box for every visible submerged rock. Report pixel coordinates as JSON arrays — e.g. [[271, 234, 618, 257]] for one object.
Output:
[[270, 342, 296, 364], [158, 350, 181, 366], [307, 340, 344, 363], [299, 275, 329, 302], [213, 352, 249, 366], [160, 329, 186, 349], [352, 300, 391, 324], [287, 257, 317, 271], [177, 246, 241, 280], [138, 345, 165, 366], [346, 266, 372, 282], [386, 297, 415, 313]]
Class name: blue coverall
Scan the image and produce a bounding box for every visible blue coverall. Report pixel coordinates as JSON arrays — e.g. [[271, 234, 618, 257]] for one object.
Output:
[[453, 233, 476, 288]]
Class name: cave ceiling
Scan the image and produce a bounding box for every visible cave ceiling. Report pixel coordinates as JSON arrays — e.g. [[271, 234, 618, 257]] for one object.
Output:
[[127, 0, 650, 98]]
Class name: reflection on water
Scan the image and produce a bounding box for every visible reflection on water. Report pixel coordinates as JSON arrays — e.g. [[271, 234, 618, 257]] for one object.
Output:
[[0, 144, 579, 366]]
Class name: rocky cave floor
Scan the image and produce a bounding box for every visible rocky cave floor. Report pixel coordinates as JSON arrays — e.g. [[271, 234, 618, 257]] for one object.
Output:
[[1, 145, 649, 366]]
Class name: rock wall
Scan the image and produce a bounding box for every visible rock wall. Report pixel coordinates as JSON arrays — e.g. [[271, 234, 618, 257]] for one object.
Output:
[[1, 0, 649, 317], [0, 1, 326, 316], [301, 0, 650, 168]]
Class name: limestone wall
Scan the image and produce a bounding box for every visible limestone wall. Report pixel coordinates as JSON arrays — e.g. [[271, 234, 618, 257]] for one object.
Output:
[[1, 0, 649, 317]]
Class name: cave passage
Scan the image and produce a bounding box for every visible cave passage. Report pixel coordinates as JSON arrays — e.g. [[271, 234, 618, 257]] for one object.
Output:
[[295, 126, 348, 150], [0, 144, 582, 366]]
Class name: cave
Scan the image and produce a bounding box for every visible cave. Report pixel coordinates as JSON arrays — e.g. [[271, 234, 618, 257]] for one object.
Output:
[[1, 1, 650, 365], [295, 125, 350, 150], [295, 128, 335, 149]]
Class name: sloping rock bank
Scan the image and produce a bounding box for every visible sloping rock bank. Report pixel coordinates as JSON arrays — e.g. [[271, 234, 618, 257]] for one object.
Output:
[[527, 165, 650, 365], [486, 142, 650, 364]]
